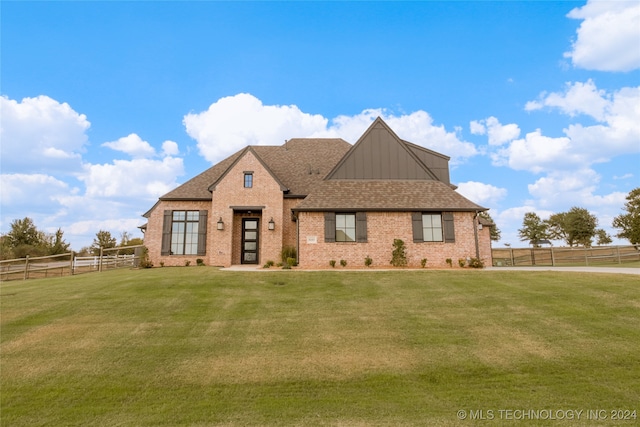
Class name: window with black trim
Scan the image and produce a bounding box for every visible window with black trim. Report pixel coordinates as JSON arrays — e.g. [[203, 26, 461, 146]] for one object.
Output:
[[412, 212, 455, 243], [161, 210, 208, 256], [324, 212, 367, 243], [244, 172, 253, 188]]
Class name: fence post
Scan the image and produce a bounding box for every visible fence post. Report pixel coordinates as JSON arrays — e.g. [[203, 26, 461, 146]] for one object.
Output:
[[23, 255, 30, 280], [70, 251, 75, 275], [616, 246, 621, 264], [510, 248, 514, 266], [585, 247, 589, 266], [550, 247, 555, 266], [99, 247, 104, 272]]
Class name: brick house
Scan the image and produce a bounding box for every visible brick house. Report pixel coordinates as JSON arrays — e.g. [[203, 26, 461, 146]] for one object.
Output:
[[142, 118, 492, 268]]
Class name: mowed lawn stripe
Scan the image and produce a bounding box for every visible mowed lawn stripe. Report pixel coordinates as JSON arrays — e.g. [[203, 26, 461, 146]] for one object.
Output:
[[1, 268, 639, 426]]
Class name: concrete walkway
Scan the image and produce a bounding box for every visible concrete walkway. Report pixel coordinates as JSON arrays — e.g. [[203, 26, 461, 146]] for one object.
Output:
[[221, 265, 639, 275]]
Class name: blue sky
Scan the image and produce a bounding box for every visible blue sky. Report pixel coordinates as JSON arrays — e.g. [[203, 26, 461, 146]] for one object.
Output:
[[2, 0, 639, 250]]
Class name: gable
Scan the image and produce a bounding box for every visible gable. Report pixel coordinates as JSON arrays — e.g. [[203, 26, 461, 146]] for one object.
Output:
[[326, 118, 440, 181]]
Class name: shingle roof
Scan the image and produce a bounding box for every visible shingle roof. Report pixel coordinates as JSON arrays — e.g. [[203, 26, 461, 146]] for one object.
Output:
[[157, 138, 351, 201], [293, 180, 487, 212]]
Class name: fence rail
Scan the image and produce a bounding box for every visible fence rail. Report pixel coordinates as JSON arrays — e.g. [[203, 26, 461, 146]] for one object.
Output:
[[0, 245, 144, 282], [491, 245, 640, 267]]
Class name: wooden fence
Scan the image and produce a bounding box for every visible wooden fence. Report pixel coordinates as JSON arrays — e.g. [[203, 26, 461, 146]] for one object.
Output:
[[0, 245, 144, 282], [491, 245, 640, 267]]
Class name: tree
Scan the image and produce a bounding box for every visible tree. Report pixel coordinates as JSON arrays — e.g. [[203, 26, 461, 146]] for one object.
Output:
[[91, 230, 117, 255], [545, 212, 568, 243], [612, 187, 640, 244], [478, 212, 501, 241], [46, 228, 71, 255], [518, 212, 548, 247], [595, 229, 612, 246], [564, 207, 597, 247], [5, 217, 44, 247]]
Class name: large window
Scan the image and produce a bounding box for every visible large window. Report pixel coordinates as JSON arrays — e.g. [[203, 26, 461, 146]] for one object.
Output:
[[422, 214, 443, 242], [171, 211, 199, 255], [335, 213, 356, 242], [161, 210, 207, 256]]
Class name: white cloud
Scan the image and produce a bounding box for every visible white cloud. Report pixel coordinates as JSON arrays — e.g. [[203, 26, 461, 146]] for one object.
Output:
[[102, 133, 156, 158], [456, 181, 507, 207], [468, 116, 520, 146], [0, 95, 89, 173], [183, 93, 328, 163], [564, 0, 640, 72], [500, 82, 640, 173], [0, 173, 72, 209], [184, 94, 477, 165], [162, 140, 179, 156], [80, 157, 184, 199]]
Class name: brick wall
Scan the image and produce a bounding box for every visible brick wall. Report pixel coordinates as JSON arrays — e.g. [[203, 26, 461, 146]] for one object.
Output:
[[297, 211, 491, 269], [144, 200, 211, 267]]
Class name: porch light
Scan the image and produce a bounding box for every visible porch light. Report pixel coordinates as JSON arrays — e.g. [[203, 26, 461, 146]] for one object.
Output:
[[217, 217, 224, 230], [268, 218, 275, 230]]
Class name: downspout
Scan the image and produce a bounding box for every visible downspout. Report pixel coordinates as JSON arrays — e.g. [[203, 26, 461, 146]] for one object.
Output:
[[473, 211, 480, 260], [293, 211, 300, 265]]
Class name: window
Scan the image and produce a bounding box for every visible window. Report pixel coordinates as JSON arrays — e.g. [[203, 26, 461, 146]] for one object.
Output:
[[324, 212, 367, 243], [336, 213, 356, 242], [244, 172, 253, 188], [161, 210, 208, 256], [412, 212, 455, 243], [422, 214, 443, 242]]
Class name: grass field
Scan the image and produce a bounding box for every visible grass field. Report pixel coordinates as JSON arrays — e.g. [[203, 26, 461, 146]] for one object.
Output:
[[1, 268, 639, 426]]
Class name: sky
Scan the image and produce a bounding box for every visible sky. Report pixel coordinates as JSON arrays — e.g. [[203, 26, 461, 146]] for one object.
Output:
[[1, 0, 639, 251]]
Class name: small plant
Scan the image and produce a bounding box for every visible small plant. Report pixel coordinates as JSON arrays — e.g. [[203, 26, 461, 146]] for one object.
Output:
[[282, 263, 291, 270], [196, 258, 204, 266], [185, 260, 191, 267], [468, 257, 484, 268], [276, 262, 283, 267], [420, 258, 427, 268], [364, 256, 373, 267], [445, 258, 452, 267], [264, 260, 275, 268], [159, 261, 164, 267], [329, 260, 336, 268], [138, 246, 153, 268], [390, 239, 408, 267], [340, 259, 347, 267], [280, 246, 297, 264], [458, 258, 466, 268], [286, 257, 297, 267]]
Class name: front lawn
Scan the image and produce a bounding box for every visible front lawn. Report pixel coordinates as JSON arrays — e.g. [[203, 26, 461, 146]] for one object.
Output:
[[1, 268, 638, 426]]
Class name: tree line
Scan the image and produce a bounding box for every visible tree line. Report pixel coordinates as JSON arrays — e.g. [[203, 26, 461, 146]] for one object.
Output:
[[518, 187, 640, 247], [0, 217, 143, 260]]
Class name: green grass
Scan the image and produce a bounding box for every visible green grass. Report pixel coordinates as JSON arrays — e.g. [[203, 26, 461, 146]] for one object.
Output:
[[2, 268, 639, 426]]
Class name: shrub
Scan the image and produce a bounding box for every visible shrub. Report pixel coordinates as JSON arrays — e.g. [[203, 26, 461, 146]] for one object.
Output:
[[280, 246, 297, 264], [329, 260, 336, 268], [196, 258, 205, 266], [185, 260, 191, 267], [445, 258, 452, 267], [468, 257, 484, 268], [364, 256, 372, 267], [265, 260, 275, 267], [458, 258, 466, 268], [390, 239, 407, 267], [138, 246, 153, 268], [282, 263, 291, 270], [286, 257, 297, 267], [159, 261, 164, 267], [420, 258, 427, 268], [340, 259, 347, 267]]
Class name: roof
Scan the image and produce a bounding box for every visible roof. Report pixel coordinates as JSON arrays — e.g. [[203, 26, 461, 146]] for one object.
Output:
[[293, 180, 486, 212], [157, 138, 351, 201]]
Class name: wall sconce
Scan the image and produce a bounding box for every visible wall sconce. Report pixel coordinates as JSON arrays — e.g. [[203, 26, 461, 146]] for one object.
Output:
[[217, 217, 224, 230], [478, 224, 483, 230], [268, 218, 275, 230]]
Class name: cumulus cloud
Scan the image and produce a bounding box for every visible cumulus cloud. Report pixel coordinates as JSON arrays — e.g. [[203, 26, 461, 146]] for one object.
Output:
[[184, 94, 477, 165], [564, 0, 640, 72], [0, 174, 72, 210], [162, 140, 179, 156], [183, 93, 328, 163], [456, 181, 507, 207], [80, 157, 184, 199], [498, 81, 640, 173], [469, 116, 520, 146], [0, 95, 90, 173], [102, 133, 156, 158]]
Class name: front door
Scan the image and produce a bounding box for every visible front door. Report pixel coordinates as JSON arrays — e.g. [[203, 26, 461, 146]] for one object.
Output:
[[241, 218, 259, 264]]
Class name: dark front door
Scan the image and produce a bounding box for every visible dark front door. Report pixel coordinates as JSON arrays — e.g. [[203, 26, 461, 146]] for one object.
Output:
[[241, 218, 259, 264]]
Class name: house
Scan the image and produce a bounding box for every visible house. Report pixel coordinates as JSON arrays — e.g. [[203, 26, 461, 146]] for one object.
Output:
[[142, 118, 493, 268]]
